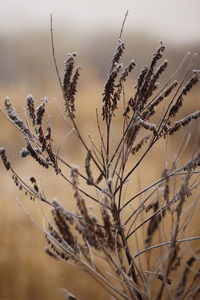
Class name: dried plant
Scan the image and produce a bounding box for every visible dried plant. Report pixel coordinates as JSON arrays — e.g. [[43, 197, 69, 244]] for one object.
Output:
[[0, 17, 200, 300]]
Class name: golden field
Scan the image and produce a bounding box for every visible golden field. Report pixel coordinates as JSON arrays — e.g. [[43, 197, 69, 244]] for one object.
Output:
[[0, 30, 200, 299]]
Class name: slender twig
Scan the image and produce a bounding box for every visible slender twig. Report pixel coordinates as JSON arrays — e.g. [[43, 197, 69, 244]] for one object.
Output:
[[119, 10, 129, 40], [50, 14, 63, 90]]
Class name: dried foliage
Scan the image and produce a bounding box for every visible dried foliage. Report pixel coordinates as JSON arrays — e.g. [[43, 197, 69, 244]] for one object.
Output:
[[0, 31, 200, 300], [63, 53, 80, 119]]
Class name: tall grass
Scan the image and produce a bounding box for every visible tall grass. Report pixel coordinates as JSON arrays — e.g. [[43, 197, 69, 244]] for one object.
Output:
[[0, 21, 200, 300]]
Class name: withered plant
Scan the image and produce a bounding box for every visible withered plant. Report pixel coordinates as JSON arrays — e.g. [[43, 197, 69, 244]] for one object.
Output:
[[0, 17, 200, 300]]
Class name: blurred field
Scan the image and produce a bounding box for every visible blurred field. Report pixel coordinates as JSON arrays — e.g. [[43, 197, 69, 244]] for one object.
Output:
[[0, 30, 200, 300]]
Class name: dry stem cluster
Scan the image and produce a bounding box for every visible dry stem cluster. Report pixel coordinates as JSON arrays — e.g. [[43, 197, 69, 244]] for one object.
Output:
[[0, 34, 200, 300]]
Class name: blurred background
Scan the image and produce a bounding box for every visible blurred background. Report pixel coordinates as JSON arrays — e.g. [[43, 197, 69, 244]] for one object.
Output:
[[0, 1, 200, 299]]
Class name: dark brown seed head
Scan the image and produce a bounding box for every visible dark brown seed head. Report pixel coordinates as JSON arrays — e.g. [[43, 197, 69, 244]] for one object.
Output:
[[0, 147, 10, 170]]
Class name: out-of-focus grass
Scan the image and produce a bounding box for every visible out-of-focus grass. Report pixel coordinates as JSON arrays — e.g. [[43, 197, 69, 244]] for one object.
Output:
[[0, 194, 108, 300], [0, 68, 107, 300], [1, 85, 199, 300], [0, 30, 200, 299], [0, 88, 109, 300]]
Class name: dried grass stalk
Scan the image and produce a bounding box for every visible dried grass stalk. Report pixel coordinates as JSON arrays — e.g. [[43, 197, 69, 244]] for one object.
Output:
[[63, 53, 80, 118], [169, 74, 199, 118], [4, 97, 32, 138], [26, 95, 35, 126], [0, 147, 10, 170], [1, 33, 200, 300], [169, 110, 200, 135]]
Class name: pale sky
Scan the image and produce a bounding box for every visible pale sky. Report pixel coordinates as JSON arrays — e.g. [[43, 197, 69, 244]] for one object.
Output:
[[0, 0, 200, 43]]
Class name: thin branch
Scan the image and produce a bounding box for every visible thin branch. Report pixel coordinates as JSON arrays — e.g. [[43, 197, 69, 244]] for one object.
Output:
[[119, 10, 129, 40], [50, 14, 63, 90]]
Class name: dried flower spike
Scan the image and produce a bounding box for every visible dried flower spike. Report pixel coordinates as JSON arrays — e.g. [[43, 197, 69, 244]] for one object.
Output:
[[63, 52, 79, 119], [4, 97, 32, 138], [0, 147, 10, 170], [26, 95, 35, 126]]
